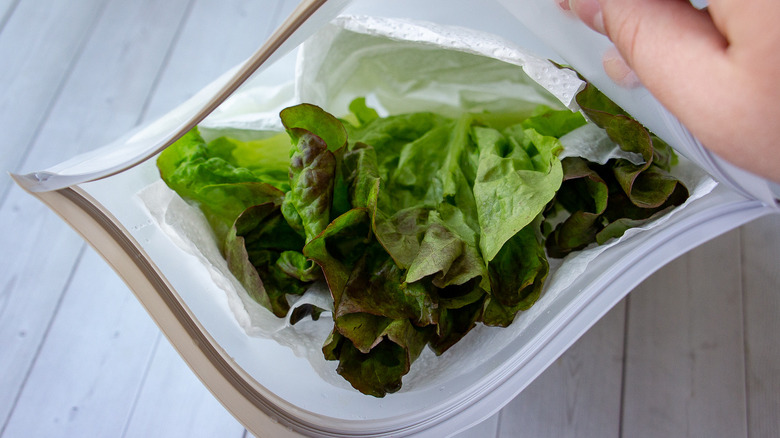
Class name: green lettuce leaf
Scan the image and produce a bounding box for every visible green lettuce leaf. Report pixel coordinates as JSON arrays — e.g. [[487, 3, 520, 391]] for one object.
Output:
[[341, 141, 381, 211], [157, 128, 290, 239], [521, 105, 587, 138], [347, 97, 380, 126], [206, 134, 291, 190], [276, 250, 321, 282], [345, 111, 450, 184], [404, 205, 484, 288], [472, 122, 564, 262]]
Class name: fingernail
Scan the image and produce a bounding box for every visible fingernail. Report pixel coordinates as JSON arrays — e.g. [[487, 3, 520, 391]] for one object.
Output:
[[569, 0, 606, 35], [602, 47, 640, 88]]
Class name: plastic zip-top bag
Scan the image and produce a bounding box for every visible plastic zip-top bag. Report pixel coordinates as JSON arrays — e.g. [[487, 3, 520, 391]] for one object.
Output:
[[11, 0, 779, 436]]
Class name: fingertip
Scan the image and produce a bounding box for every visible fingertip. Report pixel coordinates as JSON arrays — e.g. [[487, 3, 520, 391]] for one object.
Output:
[[602, 47, 641, 88], [570, 0, 606, 34]]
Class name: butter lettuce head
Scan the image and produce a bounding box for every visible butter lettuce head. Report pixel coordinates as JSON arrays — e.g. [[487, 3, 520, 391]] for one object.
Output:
[[157, 90, 687, 397]]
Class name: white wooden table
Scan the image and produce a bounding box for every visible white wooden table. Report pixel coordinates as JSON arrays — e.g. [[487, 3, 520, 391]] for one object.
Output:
[[1, 1, 778, 437]]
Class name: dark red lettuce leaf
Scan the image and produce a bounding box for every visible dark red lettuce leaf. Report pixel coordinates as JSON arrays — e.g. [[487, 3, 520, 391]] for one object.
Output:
[[483, 224, 549, 327], [335, 245, 437, 326], [545, 157, 609, 258], [303, 208, 372, 306], [280, 104, 347, 243], [575, 82, 687, 209], [322, 316, 431, 397], [544, 83, 690, 257], [546, 155, 689, 257], [428, 281, 485, 355], [225, 202, 307, 317]]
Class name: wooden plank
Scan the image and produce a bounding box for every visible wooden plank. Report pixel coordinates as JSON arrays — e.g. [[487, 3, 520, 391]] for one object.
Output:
[[741, 214, 780, 438], [620, 230, 748, 437], [1, 248, 161, 437], [496, 301, 625, 438], [122, 336, 246, 438], [0, 0, 194, 431], [0, 0, 107, 198]]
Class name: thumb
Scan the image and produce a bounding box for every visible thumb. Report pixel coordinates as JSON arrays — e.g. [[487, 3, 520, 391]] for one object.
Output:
[[570, 0, 730, 110], [570, 0, 735, 142], [569, 0, 780, 184], [595, 0, 726, 76]]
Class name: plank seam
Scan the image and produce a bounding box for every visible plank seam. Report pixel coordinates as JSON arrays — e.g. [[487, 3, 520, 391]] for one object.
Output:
[[0, 0, 21, 35], [119, 333, 163, 438], [617, 297, 631, 438], [739, 226, 752, 438]]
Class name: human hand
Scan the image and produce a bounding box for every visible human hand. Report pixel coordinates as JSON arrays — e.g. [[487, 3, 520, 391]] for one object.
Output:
[[565, 0, 780, 184]]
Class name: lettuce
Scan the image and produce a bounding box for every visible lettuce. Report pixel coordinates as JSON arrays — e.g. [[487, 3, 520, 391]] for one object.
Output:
[[544, 84, 689, 257], [157, 89, 687, 397], [279, 104, 346, 243], [156, 128, 290, 240]]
